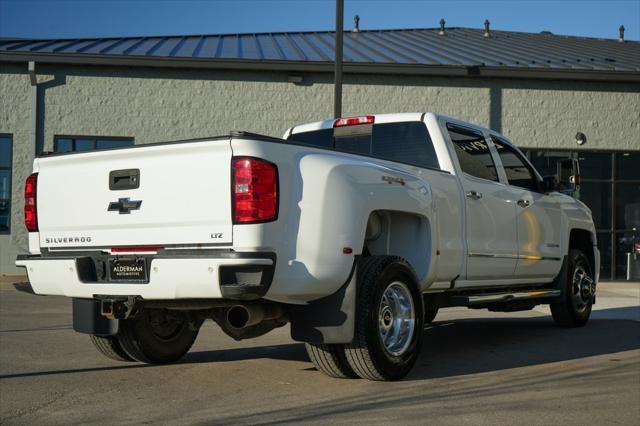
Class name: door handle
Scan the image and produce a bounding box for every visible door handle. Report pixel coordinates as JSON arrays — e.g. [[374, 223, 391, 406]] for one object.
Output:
[[517, 199, 531, 208], [466, 190, 483, 200]]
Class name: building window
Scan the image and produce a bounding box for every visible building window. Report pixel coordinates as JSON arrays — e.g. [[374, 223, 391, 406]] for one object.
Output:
[[526, 149, 640, 280], [54, 136, 134, 153], [0, 134, 12, 234]]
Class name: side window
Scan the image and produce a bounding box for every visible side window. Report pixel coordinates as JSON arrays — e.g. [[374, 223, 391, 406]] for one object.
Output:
[[54, 136, 134, 153], [492, 137, 539, 192], [287, 128, 333, 148], [372, 122, 439, 170], [0, 134, 12, 234], [447, 124, 498, 182]]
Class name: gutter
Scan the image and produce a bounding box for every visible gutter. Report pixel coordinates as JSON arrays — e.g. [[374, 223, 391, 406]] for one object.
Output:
[[2, 52, 640, 83]]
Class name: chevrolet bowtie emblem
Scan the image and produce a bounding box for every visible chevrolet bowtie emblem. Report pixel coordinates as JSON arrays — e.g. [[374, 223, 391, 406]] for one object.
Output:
[[108, 198, 142, 214]]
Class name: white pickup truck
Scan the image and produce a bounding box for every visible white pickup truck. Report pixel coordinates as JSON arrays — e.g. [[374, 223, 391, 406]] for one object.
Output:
[[16, 113, 599, 381]]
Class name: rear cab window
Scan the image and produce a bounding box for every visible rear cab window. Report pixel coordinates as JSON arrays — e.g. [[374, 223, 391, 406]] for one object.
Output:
[[286, 121, 440, 170]]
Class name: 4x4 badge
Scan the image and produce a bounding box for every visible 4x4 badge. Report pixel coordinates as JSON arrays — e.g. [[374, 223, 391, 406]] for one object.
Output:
[[108, 198, 142, 214]]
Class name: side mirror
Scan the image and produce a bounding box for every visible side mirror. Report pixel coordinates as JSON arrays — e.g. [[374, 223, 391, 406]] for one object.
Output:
[[556, 158, 580, 195], [542, 175, 559, 192]]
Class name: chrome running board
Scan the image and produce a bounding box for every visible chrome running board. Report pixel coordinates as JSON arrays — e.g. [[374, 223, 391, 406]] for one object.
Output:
[[452, 289, 561, 306]]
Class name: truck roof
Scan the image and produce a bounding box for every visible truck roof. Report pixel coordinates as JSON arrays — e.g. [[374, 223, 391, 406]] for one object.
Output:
[[284, 112, 514, 148]]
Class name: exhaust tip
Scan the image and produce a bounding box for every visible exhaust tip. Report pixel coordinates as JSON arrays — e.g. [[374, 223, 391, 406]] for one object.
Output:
[[227, 306, 250, 329]]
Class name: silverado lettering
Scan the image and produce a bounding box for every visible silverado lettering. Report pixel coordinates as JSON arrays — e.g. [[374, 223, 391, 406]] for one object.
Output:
[[45, 237, 92, 244]]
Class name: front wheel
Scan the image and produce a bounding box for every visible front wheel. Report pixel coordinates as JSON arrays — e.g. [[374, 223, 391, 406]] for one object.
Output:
[[550, 249, 595, 327], [117, 308, 202, 364], [344, 256, 424, 381]]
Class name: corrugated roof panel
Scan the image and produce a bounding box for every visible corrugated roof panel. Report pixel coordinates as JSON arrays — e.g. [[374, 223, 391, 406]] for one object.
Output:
[[307, 33, 341, 61], [123, 37, 163, 55], [272, 34, 305, 61], [148, 37, 182, 56], [1, 27, 638, 73], [254, 34, 284, 60], [357, 32, 420, 63], [193, 36, 220, 58], [216, 35, 236, 58], [405, 31, 492, 65], [238, 34, 263, 60], [102, 38, 144, 55], [174, 36, 203, 57], [291, 33, 330, 61]]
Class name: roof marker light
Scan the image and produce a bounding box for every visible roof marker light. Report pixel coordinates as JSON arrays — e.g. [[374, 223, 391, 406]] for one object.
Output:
[[333, 115, 375, 128]]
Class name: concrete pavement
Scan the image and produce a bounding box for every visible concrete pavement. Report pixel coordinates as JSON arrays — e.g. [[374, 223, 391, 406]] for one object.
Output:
[[1, 277, 638, 425]]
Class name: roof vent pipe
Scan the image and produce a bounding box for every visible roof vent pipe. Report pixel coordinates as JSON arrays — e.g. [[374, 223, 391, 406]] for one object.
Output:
[[439, 18, 446, 36], [484, 19, 491, 37], [354, 15, 360, 33], [619, 25, 625, 42]]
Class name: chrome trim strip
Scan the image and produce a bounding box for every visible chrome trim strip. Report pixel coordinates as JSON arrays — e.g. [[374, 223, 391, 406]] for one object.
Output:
[[468, 253, 561, 261]]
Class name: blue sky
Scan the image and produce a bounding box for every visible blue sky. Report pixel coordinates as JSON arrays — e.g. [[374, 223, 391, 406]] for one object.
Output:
[[0, 0, 638, 40]]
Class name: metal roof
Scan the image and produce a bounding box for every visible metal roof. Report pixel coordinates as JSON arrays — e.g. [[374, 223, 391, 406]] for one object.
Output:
[[1, 27, 639, 81]]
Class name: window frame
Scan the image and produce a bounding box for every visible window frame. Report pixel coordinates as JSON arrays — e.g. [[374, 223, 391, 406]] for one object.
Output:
[[53, 135, 134, 153], [0, 133, 13, 234], [490, 135, 543, 193]]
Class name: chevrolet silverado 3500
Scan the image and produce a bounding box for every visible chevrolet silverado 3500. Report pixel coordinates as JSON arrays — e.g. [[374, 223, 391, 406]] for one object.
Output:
[[16, 113, 599, 381]]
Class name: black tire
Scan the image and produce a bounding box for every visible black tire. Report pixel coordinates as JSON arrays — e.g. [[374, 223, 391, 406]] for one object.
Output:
[[424, 308, 439, 324], [305, 343, 358, 379], [344, 256, 424, 381], [551, 249, 595, 327], [117, 308, 202, 364], [90, 335, 135, 362]]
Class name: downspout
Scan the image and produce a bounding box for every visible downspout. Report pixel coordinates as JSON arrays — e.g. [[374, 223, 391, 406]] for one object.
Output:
[[28, 61, 37, 159]]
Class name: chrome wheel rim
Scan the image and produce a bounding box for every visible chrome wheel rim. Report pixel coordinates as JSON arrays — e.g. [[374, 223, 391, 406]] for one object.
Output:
[[571, 265, 594, 312], [378, 281, 415, 356]]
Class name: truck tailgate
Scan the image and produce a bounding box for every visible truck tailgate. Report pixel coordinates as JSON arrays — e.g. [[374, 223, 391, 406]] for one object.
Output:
[[36, 139, 233, 249]]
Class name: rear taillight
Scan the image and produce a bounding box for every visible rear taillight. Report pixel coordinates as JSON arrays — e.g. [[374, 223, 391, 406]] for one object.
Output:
[[24, 173, 38, 232], [232, 157, 278, 224]]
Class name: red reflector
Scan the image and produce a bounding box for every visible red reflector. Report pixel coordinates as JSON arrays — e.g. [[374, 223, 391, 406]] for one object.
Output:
[[333, 115, 375, 128], [111, 246, 164, 253], [343, 247, 353, 254], [232, 157, 278, 224], [24, 173, 38, 232]]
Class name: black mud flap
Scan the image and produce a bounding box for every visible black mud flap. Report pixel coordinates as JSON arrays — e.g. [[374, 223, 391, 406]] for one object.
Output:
[[72, 298, 119, 336], [289, 260, 357, 344], [554, 255, 570, 297]]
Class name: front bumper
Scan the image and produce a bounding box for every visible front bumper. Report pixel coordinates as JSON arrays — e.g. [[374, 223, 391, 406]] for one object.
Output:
[[16, 251, 275, 300]]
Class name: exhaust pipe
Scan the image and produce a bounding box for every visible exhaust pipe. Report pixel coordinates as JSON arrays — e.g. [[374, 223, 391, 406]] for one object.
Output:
[[226, 304, 284, 329]]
